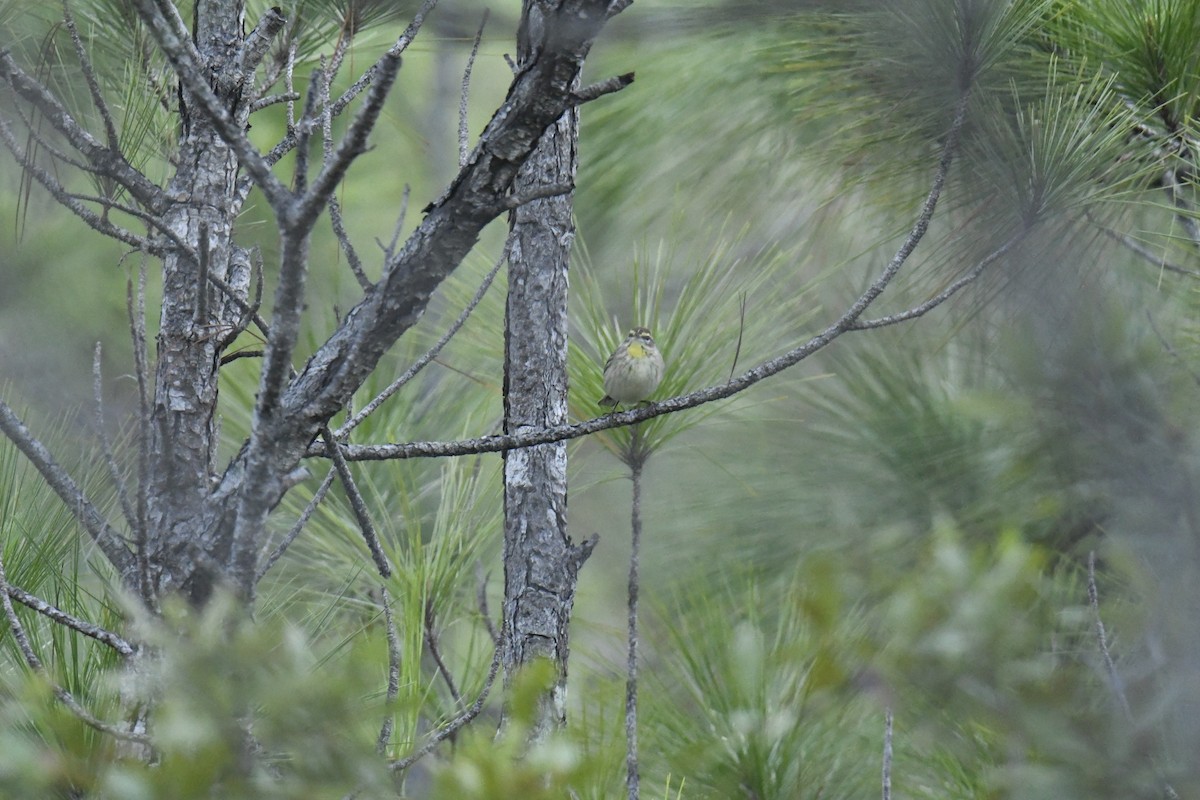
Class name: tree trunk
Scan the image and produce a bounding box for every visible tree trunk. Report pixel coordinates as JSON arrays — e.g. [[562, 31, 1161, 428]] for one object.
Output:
[[145, 0, 253, 605], [500, 0, 593, 738]]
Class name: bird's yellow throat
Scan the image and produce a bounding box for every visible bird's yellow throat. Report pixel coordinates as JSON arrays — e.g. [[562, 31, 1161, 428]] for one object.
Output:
[[626, 342, 646, 358]]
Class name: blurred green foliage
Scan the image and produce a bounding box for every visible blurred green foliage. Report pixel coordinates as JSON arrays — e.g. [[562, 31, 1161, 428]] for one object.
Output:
[[4, 0, 1200, 797]]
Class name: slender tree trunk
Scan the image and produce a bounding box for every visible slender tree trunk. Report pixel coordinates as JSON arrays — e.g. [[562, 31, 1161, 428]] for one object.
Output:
[[145, 0, 253, 604], [500, 0, 593, 738]]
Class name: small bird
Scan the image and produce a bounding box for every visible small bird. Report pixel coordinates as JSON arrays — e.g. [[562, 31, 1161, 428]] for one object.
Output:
[[599, 326, 665, 407]]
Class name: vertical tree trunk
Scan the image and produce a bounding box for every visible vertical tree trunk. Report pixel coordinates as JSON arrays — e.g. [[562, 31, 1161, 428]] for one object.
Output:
[[500, 1, 593, 738], [145, 0, 252, 604]]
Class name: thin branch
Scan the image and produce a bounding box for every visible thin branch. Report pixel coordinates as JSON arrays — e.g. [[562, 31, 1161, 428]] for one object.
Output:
[[572, 72, 635, 105], [62, 0, 119, 149], [0, 115, 162, 253], [1090, 215, 1200, 281], [390, 640, 502, 772], [625, 442, 647, 800], [249, 92, 301, 113], [257, 0, 438, 176], [380, 184, 411, 264], [256, 469, 336, 583], [848, 231, 1022, 331], [4, 581, 135, 656], [459, 10, 490, 169], [293, 52, 403, 233], [1146, 311, 1200, 389], [321, 60, 371, 290], [1086, 554, 1180, 798], [1087, 551, 1133, 722], [0, 51, 167, 212], [475, 561, 499, 645], [210, 263, 270, 340], [0, 400, 135, 577], [424, 603, 463, 707], [377, 585, 402, 754], [293, 63, 321, 196], [322, 427, 392, 579], [882, 709, 893, 800], [324, 91, 973, 463], [336, 240, 509, 437], [92, 344, 136, 530], [0, 547, 147, 743]]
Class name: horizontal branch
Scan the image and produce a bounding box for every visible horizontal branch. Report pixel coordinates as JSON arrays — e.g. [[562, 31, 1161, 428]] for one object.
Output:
[[0, 400, 136, 578], [572, 71, 634, 105], [319, 88, 974, 464]]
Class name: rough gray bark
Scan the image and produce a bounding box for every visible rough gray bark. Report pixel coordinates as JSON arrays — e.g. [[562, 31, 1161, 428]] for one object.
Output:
[[499, 0, 595, 738], [1, 0, 620, 613], [145, 0, 255, 604]]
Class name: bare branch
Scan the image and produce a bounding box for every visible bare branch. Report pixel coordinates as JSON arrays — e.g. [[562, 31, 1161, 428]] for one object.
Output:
[[93, 344, 136, 530], [208, 269, 270, 339], [1087, 552, 1133, 722], [293, 53, 403, 233], [336, 239, 509, 437], [292, 64, 322, 197], [848, 231, 1022, 331], [376, 586, 402, 754], [390, 641, 502, 772], [257, 0, 439, 175], [322, 427, 392, 579], [379, 184, 411, 264], [249, 92, 301, 113], [0, 547, 147, 743], [321, 62, 371, 291], [323, 88, 972, 464], [237, 6, 287, 79], [0, 400, 135, 577], [256, 469, 336, 583], [459, 11, 490, 169], [425, 603, 463, 707], [572, 72, 635, 105], [1090, 214, 1200, 281], [0, 51, 167, 212], [0, 115, 162, 253], [4, 580, 135, 656], [62, 0, 120, 149]]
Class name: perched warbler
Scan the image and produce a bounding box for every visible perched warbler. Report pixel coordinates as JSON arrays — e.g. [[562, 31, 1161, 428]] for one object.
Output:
[[599, 326, 665, 407]]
